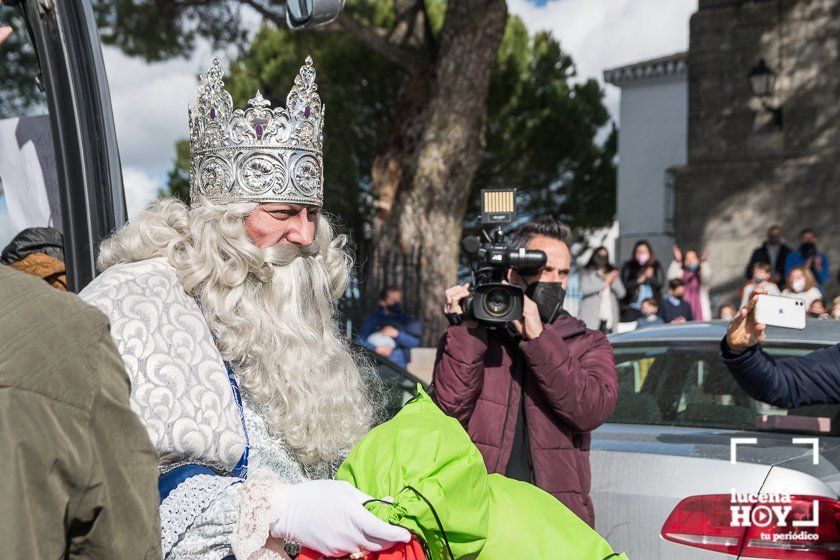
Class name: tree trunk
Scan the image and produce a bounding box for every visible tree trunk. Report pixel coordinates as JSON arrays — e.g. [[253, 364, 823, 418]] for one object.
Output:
[[370, 0, 509, 346]]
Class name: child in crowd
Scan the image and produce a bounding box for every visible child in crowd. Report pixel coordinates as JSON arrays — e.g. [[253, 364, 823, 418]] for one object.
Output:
[[782, 266, 823, 309], [636, 298, 664, 329], [718, 304, 736, 320], [740, 261, 780, 308], [659, 279, 693, 323], [808, 299, 831, 320]]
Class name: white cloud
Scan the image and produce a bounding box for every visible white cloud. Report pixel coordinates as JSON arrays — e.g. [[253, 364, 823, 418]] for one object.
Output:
[[122, 166, 161, 219], [508, 0, 697, 123]]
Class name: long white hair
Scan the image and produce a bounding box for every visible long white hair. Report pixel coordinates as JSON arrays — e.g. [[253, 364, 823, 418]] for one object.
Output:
[[98, 197, 379, 465]]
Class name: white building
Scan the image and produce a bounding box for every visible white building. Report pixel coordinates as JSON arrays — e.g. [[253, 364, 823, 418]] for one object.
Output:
[[603, 52, 688, 265]]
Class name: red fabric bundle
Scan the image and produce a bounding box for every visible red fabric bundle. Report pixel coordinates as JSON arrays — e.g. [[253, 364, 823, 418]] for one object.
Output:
[[297, 536, 427, 560]]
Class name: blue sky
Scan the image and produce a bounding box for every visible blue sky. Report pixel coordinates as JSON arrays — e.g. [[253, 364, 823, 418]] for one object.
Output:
[[98, 0, 697, 218]]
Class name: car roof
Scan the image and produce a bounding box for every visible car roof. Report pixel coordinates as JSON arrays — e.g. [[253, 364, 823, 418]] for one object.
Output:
[[609, 319, 840, 347]]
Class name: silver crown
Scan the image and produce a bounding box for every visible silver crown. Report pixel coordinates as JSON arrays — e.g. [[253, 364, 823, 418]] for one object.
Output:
[[188, 56, 324, 207]]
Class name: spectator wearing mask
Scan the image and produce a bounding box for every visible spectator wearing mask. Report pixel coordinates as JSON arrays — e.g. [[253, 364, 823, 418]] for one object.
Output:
[[668, 246, 712, 321], [620, 240, 664, 322], [745, 225, 791, 289], [781, 266, 822, 310], [718, 304, 737, 321], [832, 296, 840, 320], [636, 298, 664, 329], [356, 287, 422, 368], [578, 247, 626, 333], [659, 279, 694, 324], [785, 229, 830, 291], [740, 261, 781, 308], [808, 299, 830, 320]]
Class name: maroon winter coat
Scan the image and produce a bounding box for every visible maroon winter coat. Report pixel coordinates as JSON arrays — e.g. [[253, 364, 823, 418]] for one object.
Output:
[[432, 314, 617, 527]]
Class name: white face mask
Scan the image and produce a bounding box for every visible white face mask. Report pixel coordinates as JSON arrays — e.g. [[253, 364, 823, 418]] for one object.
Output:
[[791, 278, 806, 293]]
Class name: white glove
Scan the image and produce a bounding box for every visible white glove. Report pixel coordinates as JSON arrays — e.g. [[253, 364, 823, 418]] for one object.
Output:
[[269, 479, 411, 557]]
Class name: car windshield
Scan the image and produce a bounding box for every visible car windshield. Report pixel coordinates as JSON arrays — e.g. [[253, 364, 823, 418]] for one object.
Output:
[[610, 342, 840, 434]]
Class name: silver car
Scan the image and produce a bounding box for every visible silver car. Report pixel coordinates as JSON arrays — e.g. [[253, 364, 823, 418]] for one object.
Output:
[[592, 320, 840, 560]]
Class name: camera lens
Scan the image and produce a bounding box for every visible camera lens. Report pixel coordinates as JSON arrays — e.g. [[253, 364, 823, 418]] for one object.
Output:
[[484, 287, 513, 317]]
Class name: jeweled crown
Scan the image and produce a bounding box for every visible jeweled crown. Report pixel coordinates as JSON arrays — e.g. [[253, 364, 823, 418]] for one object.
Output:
[[188, 56, 324, 207]]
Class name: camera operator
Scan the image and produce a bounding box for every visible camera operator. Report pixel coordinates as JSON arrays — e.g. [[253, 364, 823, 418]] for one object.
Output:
[[432, 215, 618, 528], [721, 290, 840, 407]]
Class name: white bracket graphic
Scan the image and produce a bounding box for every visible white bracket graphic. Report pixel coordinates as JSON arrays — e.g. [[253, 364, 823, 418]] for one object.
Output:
[[731, 437, 758, 464], [792, 438, 820, 465]]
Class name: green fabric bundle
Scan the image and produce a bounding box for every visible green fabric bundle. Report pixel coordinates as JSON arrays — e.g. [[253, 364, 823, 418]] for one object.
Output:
[[337, 387, 489, 560], [479, 474, 629, 560], [336, 387, 628, 560]]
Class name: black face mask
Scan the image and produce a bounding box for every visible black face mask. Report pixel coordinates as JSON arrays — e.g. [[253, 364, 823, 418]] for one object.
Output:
[[386, 303, 403, 315], [768, 234, 781, 246], [525, 281, 566, 324], [799, 242, 817, 259], [591, 254, 609, 269]]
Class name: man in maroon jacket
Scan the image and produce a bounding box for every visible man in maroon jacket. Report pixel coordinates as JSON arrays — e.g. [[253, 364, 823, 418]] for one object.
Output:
[[432, 215, 618, 527]]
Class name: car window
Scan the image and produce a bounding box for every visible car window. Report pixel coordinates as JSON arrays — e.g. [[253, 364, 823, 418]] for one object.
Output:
[[610, 342, 838, 432], [0, 5, 61, 251]]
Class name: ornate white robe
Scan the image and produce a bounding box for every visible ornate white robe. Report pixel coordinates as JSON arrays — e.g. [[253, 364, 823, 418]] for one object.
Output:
[[80, 257, 333, 559]]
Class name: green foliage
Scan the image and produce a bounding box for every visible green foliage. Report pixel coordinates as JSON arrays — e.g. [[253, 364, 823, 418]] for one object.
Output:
[[163, 139, 191, 202], [472, 16, 615, 233], [0, 6, 48, 119], [91, 0, 247, 62]]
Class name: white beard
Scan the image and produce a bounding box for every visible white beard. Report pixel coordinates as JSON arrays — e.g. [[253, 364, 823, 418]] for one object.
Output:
[[97, 197, 381, 465]]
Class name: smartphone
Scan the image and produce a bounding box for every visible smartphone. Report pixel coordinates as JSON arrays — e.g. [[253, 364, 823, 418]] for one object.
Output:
[[754, 294, 806, 329]]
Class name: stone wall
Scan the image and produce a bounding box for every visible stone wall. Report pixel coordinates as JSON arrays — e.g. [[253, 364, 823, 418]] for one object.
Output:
[[675, 0, 840, 307]]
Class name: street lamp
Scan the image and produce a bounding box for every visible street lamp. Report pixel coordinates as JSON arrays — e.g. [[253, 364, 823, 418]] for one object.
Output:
[[748, 58, 782, 128]]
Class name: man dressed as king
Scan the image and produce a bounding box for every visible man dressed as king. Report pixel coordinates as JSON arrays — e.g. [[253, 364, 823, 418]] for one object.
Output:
[[80, 57, 411, 559]]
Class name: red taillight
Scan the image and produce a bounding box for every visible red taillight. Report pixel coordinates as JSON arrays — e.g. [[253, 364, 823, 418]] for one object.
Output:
[[661, 494, 840, 559]]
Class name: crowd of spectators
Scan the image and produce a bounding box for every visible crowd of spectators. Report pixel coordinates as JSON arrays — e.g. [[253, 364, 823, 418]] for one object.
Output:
[[563, 225, 840, 331]]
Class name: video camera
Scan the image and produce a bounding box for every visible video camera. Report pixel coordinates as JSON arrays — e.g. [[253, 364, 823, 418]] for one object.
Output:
[[458, 189, 547, 325]]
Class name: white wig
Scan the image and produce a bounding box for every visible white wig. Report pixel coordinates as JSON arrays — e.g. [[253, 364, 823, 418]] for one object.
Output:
[[98, 197, 379, 465]]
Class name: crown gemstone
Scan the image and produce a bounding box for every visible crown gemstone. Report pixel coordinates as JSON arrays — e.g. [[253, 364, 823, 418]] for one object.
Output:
[[304, 106, 311, 118], [210, 107, 217, 120], [255, 123, 265, 139]]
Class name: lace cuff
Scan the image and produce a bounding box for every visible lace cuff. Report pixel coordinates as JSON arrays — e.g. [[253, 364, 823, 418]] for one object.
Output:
[[232, 471, 291, 560], [160, 473, 240, 558]]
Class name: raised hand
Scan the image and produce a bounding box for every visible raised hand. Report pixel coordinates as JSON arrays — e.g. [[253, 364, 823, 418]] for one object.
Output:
[[726, 290, 767, 352]]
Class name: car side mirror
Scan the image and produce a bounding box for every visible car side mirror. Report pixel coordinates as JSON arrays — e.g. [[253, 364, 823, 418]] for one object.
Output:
[[286, 0, 345, 29]]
